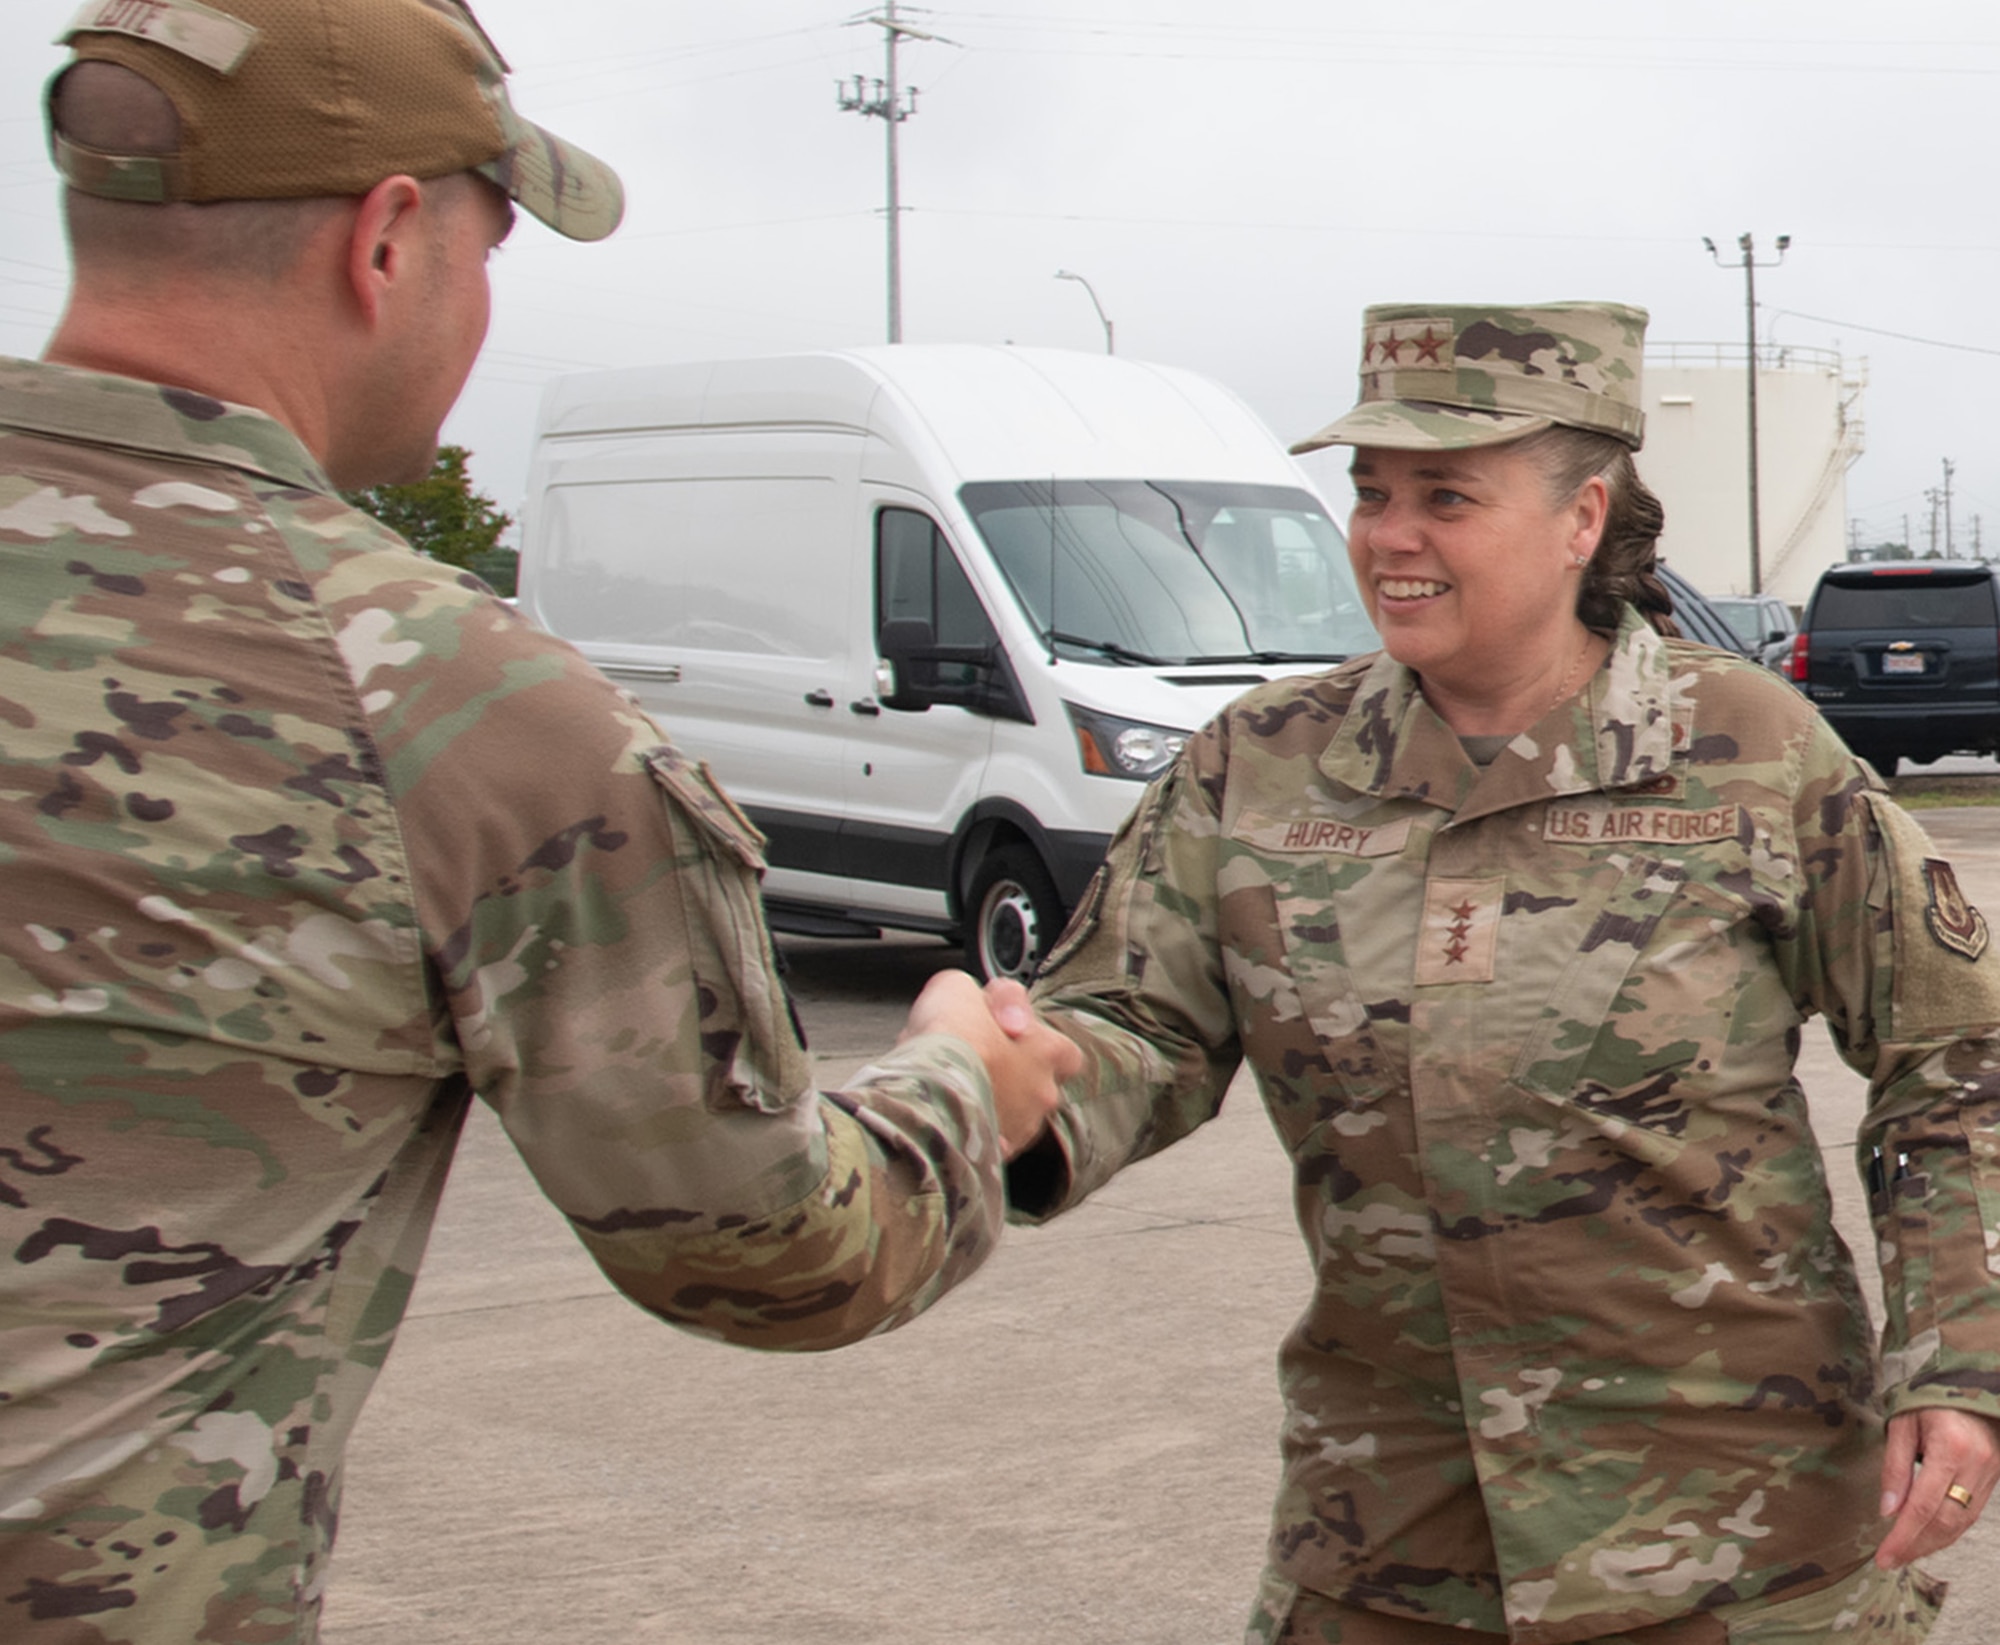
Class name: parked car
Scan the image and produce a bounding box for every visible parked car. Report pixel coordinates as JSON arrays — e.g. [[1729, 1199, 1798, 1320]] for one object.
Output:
[[1659, 563, 1754, 657], [1708, 592, 1799, 671], [1787, 559, 2000, 774]]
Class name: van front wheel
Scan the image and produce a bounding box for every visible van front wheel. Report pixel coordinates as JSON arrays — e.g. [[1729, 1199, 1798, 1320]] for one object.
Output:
[[967, 846, 1064, 985]]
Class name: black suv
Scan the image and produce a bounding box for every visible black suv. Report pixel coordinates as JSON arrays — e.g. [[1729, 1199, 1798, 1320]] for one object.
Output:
[[1790, 560, 2000, 773]]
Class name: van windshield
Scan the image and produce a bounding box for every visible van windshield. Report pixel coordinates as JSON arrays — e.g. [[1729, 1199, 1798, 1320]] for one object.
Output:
[[960, 479, 1378, 667]]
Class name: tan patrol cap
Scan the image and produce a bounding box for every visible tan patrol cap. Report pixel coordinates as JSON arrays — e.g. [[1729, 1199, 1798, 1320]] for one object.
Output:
[[48, 0, 624, 241], [1290, 301, 1648, 454]]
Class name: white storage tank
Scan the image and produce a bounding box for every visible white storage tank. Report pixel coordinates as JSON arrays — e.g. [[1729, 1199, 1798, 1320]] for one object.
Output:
[[1639, 344, 1865, 610]]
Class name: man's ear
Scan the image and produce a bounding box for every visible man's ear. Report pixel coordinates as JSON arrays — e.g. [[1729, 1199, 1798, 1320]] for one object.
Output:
[[345, 175, 426, 327]]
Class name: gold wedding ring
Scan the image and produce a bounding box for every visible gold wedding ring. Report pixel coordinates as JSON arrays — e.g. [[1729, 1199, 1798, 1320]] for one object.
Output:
[[1945, 1482, 1975, 1508]]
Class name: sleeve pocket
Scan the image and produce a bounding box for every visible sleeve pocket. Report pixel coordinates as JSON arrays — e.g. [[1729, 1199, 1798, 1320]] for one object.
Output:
[[642, 744, 769, 875], [642, 742, 811, 1116]]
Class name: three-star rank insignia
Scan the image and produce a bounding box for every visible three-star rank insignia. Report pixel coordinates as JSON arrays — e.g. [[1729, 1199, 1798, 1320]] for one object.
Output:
[[1923, 858, 1990, 961], [1415, 876, 1505, 985]]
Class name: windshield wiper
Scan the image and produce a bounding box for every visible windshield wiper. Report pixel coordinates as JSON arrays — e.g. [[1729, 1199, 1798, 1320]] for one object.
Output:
[[1193, 650, 1349, 665], [1043, 629, 1169, 666]]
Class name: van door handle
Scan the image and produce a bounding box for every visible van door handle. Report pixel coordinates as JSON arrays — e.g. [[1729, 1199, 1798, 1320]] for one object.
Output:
[[600, 662, 683, 683], [804, 690, 835, 708], [849, 698, 881, 717]]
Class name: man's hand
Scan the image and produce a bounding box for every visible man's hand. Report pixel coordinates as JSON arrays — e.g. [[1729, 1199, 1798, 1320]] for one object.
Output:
[[901, 971, 1079, 1158], [1876, 1406, 2000, 1567]]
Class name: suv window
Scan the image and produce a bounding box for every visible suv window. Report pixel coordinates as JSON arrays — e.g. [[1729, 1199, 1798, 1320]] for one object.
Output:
[[1810, 575, 1996, 631]]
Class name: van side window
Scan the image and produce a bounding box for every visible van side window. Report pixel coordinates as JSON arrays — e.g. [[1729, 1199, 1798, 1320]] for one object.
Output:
[[876, 509, 997, 650]]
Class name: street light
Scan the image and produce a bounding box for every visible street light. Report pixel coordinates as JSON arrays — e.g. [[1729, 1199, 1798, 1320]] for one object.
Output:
[[1703, 232, 1791, 593], [1055, 269, 1114, 354]]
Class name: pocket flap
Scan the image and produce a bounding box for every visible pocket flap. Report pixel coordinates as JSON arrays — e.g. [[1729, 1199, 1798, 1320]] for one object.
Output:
[[642, 744, 767, 875]]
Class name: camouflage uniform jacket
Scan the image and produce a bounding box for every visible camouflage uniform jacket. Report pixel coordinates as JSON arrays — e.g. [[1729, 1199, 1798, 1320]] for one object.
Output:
[[1020, 606, 2000, 1644], [0, 358, 1008, 1644]]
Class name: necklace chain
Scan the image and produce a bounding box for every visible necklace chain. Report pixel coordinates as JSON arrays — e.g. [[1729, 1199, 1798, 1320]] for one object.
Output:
[[1551, 634, 1594, 713]]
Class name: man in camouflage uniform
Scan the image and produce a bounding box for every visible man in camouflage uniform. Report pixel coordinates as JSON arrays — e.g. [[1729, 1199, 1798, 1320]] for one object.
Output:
[[1013, 304, 2000, 1642], [0, 3, 1074, 1640]]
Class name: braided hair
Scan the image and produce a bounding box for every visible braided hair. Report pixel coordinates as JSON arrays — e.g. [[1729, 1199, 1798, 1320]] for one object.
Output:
[[1508, 425, 1678, 638]]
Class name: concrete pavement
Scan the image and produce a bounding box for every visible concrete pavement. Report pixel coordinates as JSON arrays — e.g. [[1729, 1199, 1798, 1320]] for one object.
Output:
[[320, 811, 2000, 1644]]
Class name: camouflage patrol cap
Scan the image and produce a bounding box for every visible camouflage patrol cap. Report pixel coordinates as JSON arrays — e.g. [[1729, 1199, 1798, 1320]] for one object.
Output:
[[47, 0, 623, 241], [1289, 301, 1649, 454]]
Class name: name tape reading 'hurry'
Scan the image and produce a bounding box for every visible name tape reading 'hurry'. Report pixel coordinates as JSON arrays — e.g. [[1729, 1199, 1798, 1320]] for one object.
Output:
[[1239, 817, 1415, 858]]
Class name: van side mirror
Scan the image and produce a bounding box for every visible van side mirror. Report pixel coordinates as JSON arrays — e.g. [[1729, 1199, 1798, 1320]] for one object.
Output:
[[877, 618, 937, 712], [876, 618, 1029, 720]]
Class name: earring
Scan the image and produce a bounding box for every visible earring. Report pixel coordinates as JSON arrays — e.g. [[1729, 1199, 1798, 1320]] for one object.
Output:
[[1572, 554, 1591, 568]]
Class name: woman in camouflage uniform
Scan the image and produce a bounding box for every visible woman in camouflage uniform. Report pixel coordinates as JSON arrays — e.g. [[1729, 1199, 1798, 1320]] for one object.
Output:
[[1011, 302, 2000, 1643]]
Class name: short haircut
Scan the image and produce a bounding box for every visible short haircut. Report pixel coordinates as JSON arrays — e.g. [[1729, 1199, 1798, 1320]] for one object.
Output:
[[53, 62, 343, 283]]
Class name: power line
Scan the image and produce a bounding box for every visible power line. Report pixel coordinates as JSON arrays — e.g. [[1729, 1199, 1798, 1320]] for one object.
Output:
[[490, 15, 2000, 106], [604, 210, 872, 243], [1776, 308, 2000, 358], [522, 24, 837, 92], [524, 47, 852, 108], [941, 12, 1998, 55], [931, 18, 2000, 78], [915, 204, 1696, 244]]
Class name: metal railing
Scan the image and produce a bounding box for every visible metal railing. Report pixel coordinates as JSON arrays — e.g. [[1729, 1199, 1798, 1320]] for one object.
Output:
[[1646, 341, 1845, 373]]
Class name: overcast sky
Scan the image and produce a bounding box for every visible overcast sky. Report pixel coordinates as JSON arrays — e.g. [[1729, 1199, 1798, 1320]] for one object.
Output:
[[5, 1, 1999, 560]]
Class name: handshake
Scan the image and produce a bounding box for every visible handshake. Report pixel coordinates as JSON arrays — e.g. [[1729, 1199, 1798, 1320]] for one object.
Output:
[[899, 972, 1082, 1157]]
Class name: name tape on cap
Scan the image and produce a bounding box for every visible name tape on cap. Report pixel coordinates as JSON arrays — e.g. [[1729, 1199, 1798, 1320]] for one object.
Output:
[[61, 0, 259, 76]]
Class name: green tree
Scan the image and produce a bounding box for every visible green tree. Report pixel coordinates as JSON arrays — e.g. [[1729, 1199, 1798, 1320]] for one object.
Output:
[[341, 444, 517, 595]]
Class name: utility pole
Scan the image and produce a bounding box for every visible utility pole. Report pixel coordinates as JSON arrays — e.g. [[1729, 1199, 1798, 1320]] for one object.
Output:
[[1941, 458, 1956, 557], [1926, 489, 1942, 557], [838, 3, 945, 344], [1703, 233, 1790, 593]]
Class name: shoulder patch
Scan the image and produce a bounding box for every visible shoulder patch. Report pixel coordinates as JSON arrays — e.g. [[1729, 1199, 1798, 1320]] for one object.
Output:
[[1923, 858, 1990, 961]]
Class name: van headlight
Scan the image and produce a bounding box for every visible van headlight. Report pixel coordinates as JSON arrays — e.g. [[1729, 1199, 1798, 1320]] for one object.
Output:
[[1065, 703, 1189, 781]]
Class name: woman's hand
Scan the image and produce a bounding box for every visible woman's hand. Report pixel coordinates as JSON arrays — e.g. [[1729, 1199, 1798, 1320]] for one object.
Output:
[[1875, 1407, 2000, 1567], [900, 971, 1078, 1159]]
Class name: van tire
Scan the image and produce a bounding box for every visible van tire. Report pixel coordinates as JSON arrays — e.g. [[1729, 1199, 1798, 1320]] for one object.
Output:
[[967, 845, 1063, 985]]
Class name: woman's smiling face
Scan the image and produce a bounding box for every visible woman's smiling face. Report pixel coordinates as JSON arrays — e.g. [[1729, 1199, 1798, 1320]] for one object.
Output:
[[1346, 440, 1607, 715]]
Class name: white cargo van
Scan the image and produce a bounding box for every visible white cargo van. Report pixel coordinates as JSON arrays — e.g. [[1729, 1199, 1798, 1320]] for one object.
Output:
[[517, 345, 1376, 979]]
